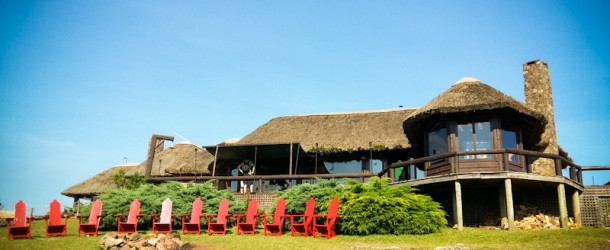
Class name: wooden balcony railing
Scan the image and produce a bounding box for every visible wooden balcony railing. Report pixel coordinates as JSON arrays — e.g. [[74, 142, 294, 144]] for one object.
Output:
[[377, 148, 583, 185], [147, 173, 377, 192]]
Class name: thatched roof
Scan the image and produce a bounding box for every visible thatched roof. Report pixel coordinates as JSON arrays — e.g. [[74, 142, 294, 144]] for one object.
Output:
[[61, 163, 143, 198], [142, 141, 214, 176], [236, 108, 416, 153], [62, 142, 214, 197], [403, 79, 546, 145]]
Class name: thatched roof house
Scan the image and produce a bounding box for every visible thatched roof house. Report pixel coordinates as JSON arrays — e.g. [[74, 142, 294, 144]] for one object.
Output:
[[62, 60, 590, 230], [61, 163, 143, 198], [62, 142, 214, 199], [404, 78, 547, 150], [237, 108, 416, 153], [144, 141, 214, 176]]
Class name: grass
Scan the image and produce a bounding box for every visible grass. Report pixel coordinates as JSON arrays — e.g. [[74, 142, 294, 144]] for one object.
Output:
[[1, 219, 609, 249]]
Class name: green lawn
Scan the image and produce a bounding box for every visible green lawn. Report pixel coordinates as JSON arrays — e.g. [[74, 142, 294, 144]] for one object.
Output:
[[1, 219, 609, 249]]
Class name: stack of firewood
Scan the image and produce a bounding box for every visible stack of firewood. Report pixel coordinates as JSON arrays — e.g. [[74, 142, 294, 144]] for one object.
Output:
[[514, 213, 580, 230]]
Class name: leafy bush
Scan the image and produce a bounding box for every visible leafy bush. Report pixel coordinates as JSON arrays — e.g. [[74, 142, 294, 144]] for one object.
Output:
[[339, 177, 447, 235], [112, 170, 147, 189], [97, 181, 246, 230]]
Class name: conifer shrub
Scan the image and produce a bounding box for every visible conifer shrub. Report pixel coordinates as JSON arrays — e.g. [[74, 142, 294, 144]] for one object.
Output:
[[339, 177, 447, 235], [277, 179, 346, 215], [276, 177, 446, 235], [97, 181, 245, 230]]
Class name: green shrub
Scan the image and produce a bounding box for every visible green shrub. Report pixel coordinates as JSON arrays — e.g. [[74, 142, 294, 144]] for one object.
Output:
[[277, 179, 346, 215], [97, 181, 245, 230], [339, 177, 447, 235], [112, 170, 146, 189]]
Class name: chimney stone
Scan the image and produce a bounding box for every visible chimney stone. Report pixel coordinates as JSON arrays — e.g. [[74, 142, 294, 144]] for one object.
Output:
[[523, 60, 559, 176]]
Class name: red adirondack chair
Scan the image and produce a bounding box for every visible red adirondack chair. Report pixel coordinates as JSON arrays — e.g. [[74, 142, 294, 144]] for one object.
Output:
[[78, 199, 103, 236], [263, 197, 286, 236], [150, 198, 174, 234], [180, 198, 203, 235], [44, 199, 69, 237], [290, 197, 316, 237], [235, 198, 258, 235], [6, 200, 32, 240], [313, 197, 340, 239], [115, 199, 142, 234], [207, 198, 229, 235]]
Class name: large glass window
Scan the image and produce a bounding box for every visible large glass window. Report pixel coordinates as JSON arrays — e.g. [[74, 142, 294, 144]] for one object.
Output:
[[457, 121, 491, 159], [502, 125, 519, 163], [427, 127, 448, 164], [428, 128, 448, 156]]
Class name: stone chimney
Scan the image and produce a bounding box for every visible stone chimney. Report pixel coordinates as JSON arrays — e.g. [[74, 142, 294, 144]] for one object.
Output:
[[523, 60, 559, 176]]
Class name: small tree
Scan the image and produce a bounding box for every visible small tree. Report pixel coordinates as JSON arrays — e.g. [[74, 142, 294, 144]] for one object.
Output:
[[112, 170, 146, 189]]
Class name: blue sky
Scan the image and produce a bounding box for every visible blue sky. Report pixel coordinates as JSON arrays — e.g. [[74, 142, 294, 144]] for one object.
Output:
[[1, 0, 608, 214]]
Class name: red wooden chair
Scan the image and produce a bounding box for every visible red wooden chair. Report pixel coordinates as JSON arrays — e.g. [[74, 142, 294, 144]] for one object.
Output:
[[207, 198, 229, 235], [263, 197, 286, 236], [44, 199, 69, 237], [150, 198, 174, 234], [180, 198, 203, 235], [313, 197, 340, 239], [78, 199, 103, 236], [115, 199, 142, 234], [290, 197, 315, 237], [235, 198, 258, 235], [6, 200, 32, 240]]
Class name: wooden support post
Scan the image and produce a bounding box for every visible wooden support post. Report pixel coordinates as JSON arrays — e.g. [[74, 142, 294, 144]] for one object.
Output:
[[499, 186, 507, 219], [73, 197, 80, 216], [503, 152, 510, 171], [453, 181, 463, 231], [389, 168, 395, 182], [315, 143, 318, 175], [504, 179, 515, 230], [572, 190, 582, 226], [555, 158, 562, 176], [212, 145, 219, 177], [258, 178, 263, 193], [145, 134, 174, 179], [557, 183, 568, 228], [289, 143, 293, 176]]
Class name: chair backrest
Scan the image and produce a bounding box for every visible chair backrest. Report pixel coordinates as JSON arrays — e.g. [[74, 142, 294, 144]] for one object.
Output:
[[303, 197, 316, 225], [216, 198, 229, 225], [14, 200, 27, 227], [127, 199, 141, 224], [245, 198, 258, 224], [160, 198, 173, 223], [273, 198, 286, 225], [189, 198, 203, 224], [49, 199, 62, 225], [88, 199, 103, 225], [326, 197, 339, 225]]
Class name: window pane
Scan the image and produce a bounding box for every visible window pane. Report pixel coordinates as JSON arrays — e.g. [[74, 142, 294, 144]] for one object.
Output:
[[457, 123, 474, 159], [428, 128, 448, 155], [502, 129, 519, 163], [475, 121, 491, 159]]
